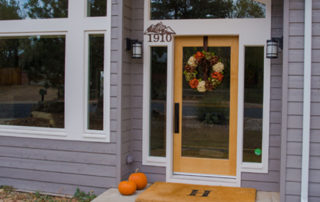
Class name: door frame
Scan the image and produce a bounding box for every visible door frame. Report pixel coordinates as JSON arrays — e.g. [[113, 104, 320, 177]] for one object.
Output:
[[142, 0, 272, 187]]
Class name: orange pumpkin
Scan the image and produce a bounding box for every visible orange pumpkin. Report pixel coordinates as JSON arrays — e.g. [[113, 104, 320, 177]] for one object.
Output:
[[118, 181, 136, 195], [128, 169, 148, 190]]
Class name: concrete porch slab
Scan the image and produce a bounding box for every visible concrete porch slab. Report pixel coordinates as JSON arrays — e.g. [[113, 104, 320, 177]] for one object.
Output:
[[92, 188, 280, 202]]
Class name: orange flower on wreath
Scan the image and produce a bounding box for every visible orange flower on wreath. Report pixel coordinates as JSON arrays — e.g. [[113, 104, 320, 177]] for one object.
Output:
[[211, 72, 224, 81], [189, 78, 199, 89], [194, 51, 204, 60]]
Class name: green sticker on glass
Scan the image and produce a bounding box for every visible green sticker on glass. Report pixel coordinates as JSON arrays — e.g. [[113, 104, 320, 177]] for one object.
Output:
[[255, 148, 262, 156]]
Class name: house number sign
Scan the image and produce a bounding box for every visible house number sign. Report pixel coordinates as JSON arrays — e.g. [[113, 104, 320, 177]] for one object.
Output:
[[144, 22, 176, 43]]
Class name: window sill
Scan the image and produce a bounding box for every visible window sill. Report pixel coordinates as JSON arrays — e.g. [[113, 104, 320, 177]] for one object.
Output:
[[241, 162, 268, 173], [0, 126, 110, 142], [0, 126, 67, 138], [143, 156, 167, 167]]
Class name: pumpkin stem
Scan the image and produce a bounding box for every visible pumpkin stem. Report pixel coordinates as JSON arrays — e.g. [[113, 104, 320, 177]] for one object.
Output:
[[135, 168, 139, 173]]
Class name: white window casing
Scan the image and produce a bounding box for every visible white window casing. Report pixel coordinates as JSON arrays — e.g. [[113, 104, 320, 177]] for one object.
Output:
[[143, 0, 272, 185], [0, 0, 112, 142]]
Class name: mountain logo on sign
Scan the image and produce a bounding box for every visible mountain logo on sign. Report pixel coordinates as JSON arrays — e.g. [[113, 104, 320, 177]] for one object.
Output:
[[144, 22, 176, 35]]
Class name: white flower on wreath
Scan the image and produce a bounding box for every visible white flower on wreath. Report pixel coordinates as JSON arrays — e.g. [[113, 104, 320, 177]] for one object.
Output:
[[212, 62, 224, 73], [197, 81, 206, 92], [187, 56, 197, 67]]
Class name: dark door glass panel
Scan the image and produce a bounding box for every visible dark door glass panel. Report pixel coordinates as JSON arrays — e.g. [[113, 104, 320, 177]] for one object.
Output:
[[87, 0, 107, 17], [0, 35, 65, 128], [0, 0, 68, 20], [150, 47, 167, 157], [243, 46, 264, 163], [181, 47, 230, 159], [151, 0, 265, 20], [88, 34, 104, 130]]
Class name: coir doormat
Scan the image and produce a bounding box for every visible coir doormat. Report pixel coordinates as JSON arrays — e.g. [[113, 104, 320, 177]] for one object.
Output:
[[135, 182, 256, 202]]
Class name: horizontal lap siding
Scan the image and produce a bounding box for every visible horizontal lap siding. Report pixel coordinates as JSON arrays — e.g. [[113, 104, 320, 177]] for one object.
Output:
[[122, 0, 166, 182], [241, 0, 283, 192], [121, 0, 132, 180], [0, 137, 117, 195], [0, 0, 122, 196], [283, 0, 320, 201]]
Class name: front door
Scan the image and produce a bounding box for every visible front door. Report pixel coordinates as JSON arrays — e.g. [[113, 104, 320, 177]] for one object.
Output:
[[173, 36, 239, 176]]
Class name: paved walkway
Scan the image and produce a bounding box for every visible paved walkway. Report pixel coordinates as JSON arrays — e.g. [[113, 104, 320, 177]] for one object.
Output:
[[93, 188, 280, 202]]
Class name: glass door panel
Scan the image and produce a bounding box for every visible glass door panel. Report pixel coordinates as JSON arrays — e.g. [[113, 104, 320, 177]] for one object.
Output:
[[182, 47, 231, 159]]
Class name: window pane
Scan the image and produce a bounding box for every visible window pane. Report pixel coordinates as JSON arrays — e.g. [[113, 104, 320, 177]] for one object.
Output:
[[243, 46, 264, 163], [151, 0, 265, 20], [0, 0, 68, 20], [87, 0, 107, 17], [150, 47, 167, 157], [88, 34, 104, 130], [182, 47, 230, 159], [0, 35, 65, 128]]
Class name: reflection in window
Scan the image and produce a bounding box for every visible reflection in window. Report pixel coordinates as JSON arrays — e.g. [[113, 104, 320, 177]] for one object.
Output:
[[0, 35, 65, 128], [88, 34, 104, 130], [243, 46, 264, 163], [182, 47, 230, 159], [0, 0, 68, 20], [150, 47, 167, 157], [151, 0, 265, 20], [87, 0, 107, 17]]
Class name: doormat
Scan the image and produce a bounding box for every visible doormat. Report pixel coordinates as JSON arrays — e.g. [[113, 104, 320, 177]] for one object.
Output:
[[135, 182, 256, 202]]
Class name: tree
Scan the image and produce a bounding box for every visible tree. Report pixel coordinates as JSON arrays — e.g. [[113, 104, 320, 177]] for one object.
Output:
[[24, 0, 68, 18], [0, 0, 21, 20], [88, 0, 106, 16], [234, 0, 265, 18], [150, 0, 265, 19]]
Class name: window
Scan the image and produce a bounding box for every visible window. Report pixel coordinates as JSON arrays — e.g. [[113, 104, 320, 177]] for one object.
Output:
[[0, 0, 68, 20], [87, 34, 105, 131], [243, 46, 264, 163], [150, 47, 167, 157], [150, 0, 266, 20], [87, 0, 107, 17], [0, 0, 111, 142], [0, 35, 65, 128]]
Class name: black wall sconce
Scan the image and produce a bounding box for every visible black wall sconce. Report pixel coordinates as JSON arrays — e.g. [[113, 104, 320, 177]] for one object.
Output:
[[126, 38, 142, 59], [266, 37, 283, 59]]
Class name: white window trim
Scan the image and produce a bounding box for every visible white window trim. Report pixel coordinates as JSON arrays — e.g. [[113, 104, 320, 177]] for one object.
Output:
[[83, 31, 111, 141], [143, 0, 272, 185], [0, 0, 112, 142]]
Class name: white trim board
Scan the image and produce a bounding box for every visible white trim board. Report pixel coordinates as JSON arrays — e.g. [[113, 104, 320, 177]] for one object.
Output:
[[143, 0, 272, 186], [301, 0, 313, 201]]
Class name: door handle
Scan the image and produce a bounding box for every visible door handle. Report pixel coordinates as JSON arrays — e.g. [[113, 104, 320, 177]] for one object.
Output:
[[174, 103, 179, 133]]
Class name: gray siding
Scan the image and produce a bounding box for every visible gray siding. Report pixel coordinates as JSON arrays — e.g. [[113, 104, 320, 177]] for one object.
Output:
[[121, 0, 166, 182], [281, 0, 320, 201], [0, 0, 123, 196], [123, 0, 282, 191], [241, 0, 283, 192]]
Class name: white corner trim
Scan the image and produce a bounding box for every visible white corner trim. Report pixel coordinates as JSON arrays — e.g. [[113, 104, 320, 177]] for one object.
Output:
[[301, 0, 312, 202]]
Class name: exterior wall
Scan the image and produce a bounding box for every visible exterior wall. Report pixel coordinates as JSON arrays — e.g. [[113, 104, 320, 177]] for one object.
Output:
[[123, 0, 282, 191], [241, 0, 283, 192], [121, 0, 166, 182], [281, 0, 320, 201], [0, 0, 123, 195]]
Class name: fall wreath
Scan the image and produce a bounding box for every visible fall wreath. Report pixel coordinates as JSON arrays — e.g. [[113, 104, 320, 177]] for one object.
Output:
[[184, 51, 224, 93]]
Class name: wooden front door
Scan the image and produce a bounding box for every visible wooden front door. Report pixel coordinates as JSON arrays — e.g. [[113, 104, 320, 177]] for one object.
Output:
[[173, 36, 239, 176]]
